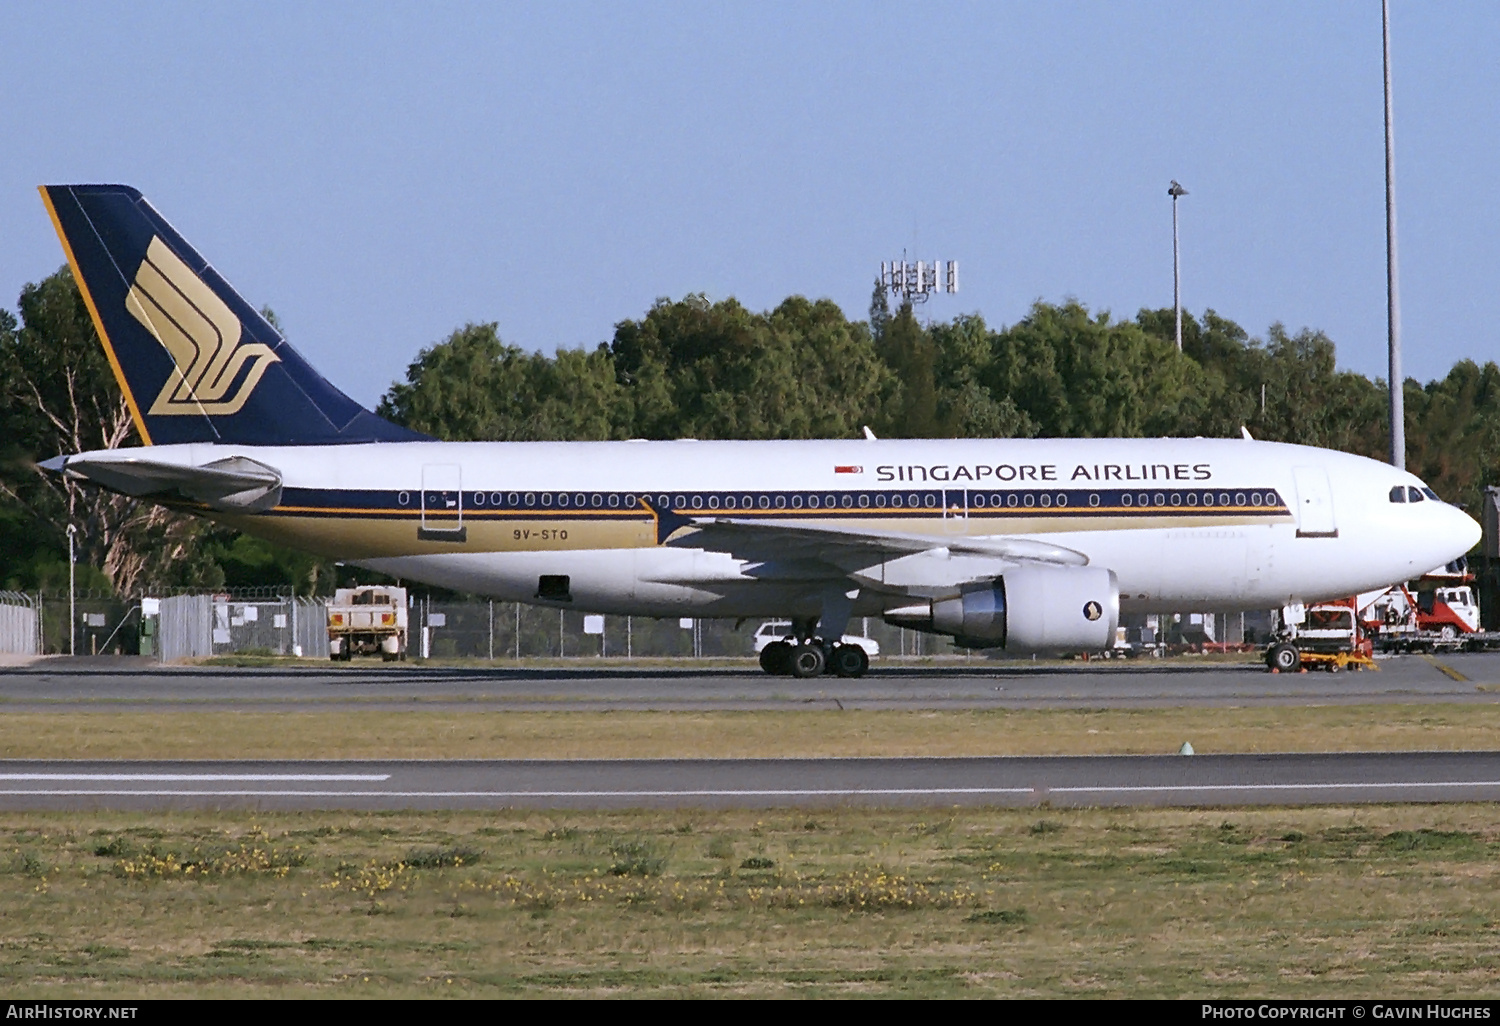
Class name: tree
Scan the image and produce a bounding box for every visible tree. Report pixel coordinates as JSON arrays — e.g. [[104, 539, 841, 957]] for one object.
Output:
[[868, 278, 891, 343], [873, 301, 940, 437], [983, 300, 1211, 439], [0, 267, 215, 594], [927, 314, 1033, 438], [378, 323, 629, 441], [610, 294, 891, 440], [1403, 360, 1500, 514], [1252, 324, 1386, 456]]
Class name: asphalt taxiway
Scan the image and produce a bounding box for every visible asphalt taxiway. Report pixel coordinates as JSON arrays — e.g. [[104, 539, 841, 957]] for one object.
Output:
[[1, 652, 1498, 710], [0, 752, 1497, 809]]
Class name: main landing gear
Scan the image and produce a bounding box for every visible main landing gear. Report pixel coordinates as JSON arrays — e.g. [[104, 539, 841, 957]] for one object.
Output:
[[760, 593, 871, 679], [758, 637, 869, 678]]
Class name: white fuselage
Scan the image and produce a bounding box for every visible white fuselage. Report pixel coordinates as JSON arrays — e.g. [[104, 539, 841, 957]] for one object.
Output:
[[80, 436, 1480, 619]]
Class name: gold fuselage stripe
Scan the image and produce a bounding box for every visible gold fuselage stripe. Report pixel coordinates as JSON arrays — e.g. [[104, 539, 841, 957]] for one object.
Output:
[[268, 505, 1286, 518]]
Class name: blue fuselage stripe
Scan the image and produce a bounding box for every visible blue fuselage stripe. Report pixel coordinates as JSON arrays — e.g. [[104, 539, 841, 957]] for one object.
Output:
[[269, 486, 1293, 520]]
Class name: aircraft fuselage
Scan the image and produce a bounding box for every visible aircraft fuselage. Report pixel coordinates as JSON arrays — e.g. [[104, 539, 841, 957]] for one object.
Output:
[[76, 435, 1478, 620]]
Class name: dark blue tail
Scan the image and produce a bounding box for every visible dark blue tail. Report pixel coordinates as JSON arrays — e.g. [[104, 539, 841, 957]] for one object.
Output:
[[40, 184, 426, 446]]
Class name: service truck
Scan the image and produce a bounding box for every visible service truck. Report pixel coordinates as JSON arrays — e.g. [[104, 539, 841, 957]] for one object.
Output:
[[1265, 597, 1376, 673], [1360, 580, 1500, 652], [327, 586, 408, 661]]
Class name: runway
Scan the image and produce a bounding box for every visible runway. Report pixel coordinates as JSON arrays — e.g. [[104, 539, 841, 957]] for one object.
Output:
[[3, 752, 1499, 809], [3, 651, 1500, 710]]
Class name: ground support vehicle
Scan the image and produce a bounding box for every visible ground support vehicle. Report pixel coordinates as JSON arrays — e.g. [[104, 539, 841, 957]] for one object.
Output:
[[753, 620, 879, 679], [1459, 630, 1500, 651], [327, 586, 408, 661], [1359, 581, 1500, 652], [1265, 599, 1375, 673], [1287, 649, 1378, 673]]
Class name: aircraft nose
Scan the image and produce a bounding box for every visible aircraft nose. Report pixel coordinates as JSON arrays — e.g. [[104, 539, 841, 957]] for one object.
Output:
[[1445, 504, 1482, 561]]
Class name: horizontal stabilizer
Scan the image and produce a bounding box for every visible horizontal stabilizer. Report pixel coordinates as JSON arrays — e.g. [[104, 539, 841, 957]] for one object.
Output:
[[51, 453, 283, 513]]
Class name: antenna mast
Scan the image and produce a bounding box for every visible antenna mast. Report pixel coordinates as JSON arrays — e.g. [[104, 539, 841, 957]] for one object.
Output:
[[879, 256, 959, 305]]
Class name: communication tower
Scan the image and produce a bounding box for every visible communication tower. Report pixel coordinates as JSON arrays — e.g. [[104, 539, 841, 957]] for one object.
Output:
[[879, 256, 958, 304]]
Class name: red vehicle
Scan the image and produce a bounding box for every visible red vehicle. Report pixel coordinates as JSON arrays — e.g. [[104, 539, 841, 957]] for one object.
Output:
[[1359, 580, 1483, 651]]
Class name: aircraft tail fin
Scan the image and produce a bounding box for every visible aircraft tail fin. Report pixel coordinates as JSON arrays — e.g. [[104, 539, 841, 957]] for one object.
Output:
[[39, 184, 425, 446]]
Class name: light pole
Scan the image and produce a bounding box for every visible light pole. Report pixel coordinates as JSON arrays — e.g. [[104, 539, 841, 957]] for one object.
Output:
[[1383, 0, 1405, 469], [66, 523, 77, 656], [1168, 180, 1188, 352]]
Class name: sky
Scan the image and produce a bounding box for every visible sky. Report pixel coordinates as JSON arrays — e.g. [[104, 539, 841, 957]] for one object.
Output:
[[2, 1, 1496, 410]]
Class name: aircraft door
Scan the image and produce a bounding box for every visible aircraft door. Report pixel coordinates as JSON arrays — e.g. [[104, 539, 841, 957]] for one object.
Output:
[[1291, 466, 1338, 538], [943, 489, 969, 534], [420, 464, 466, 541]]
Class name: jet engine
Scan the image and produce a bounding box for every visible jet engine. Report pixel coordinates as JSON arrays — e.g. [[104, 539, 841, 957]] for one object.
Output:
[[883, 565, 1119, 653]]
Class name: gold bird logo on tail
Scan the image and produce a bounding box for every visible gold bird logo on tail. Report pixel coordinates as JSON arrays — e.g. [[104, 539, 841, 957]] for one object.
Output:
[[126, 236, 279, 416]]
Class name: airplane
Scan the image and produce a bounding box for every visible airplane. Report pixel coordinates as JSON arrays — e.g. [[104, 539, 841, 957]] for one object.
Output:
[[36, 183, 1482, 678]]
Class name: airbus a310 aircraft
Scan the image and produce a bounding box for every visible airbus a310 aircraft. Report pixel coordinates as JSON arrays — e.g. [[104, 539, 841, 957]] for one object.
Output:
[[36, 184, 1481, 677]]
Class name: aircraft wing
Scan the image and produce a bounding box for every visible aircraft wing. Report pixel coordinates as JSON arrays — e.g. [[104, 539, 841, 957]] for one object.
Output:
[[666, 515, 1089, 572], [42, 453, 283, 513]]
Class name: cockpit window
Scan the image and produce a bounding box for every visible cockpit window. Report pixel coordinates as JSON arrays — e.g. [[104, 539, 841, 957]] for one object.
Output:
[[1389, 486, 1406, 503], [1422, 487, 1439, 501], [1408, 486, 1425, 503]]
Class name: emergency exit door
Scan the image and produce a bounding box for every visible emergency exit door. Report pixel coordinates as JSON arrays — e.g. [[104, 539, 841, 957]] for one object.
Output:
[[419, 464, 466, 541]]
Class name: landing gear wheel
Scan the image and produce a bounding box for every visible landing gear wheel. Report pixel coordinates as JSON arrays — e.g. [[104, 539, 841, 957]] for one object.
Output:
[[830, 643, 869, 678], [1266, 642, 1300, 673], [788, 643, 826, 679], [759, 641, 793, 675]]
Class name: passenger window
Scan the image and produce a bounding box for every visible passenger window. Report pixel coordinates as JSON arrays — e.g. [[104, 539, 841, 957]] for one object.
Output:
[[1389, 486, 1406, 503], [1408, 487, 1424, 502]]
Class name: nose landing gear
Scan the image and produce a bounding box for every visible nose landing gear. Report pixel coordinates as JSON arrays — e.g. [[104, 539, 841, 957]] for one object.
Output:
[[1265, 642, 1301, 673]]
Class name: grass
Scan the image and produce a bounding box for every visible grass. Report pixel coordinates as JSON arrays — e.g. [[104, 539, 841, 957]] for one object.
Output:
[[0, 705, 1499, 760], [0, 692, 1492, 995], [0, 805, 1498, 996]]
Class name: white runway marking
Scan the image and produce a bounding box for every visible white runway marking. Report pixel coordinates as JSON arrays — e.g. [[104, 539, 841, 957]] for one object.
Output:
[[0, 782, 1497, 800], [0, 773, 390, 782], [0, 787, 1037, 798], [1048, 781, 1500, 793]]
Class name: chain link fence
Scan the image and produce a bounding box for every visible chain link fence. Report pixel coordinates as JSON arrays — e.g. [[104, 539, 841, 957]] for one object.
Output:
[[12, 588, 1272, 663], [0, 593, 40, 656], [5, 589, 1025, 663], [157, 595, 329, 660], [20, 589, 324, 660], [408, 599, 946, 661]]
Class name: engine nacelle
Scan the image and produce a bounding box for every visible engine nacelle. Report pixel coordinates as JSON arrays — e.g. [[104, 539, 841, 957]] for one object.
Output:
[[884, 565, 1119, 654]]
